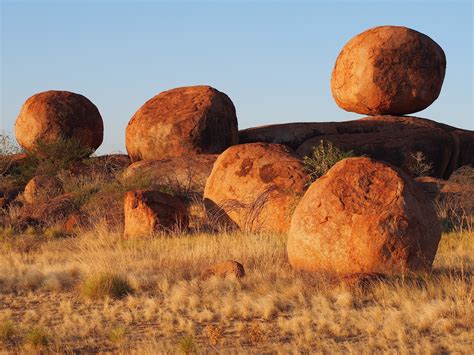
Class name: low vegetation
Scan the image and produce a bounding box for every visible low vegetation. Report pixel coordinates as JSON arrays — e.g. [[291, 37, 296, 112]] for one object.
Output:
[[303, 140, 354, 182], [81, 272, 133, 300], [0, 227, 471, 352]]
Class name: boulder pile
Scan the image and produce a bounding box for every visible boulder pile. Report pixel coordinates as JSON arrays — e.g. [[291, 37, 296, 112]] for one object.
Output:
[[2, 25, 472, 279]]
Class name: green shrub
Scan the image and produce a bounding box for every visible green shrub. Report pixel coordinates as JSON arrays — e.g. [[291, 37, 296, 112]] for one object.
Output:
[[81, 272, 133, 300], [5, 137, 94, 185], [25, 325, 49, 347], [303, 140, 354, 182]]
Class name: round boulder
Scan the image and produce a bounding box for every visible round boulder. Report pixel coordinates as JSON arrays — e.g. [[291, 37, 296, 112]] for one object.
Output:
[[24, 175, 63, 204], [126, 85, 238, 162], [203, 143, 308, 234], [288, 157, 441, 274], [331, 26, 446, 115], [15, 90, 103, 152], [123, 189, 189, 237]]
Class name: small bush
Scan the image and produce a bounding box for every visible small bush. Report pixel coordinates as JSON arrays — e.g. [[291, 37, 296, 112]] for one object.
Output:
[[0, 319, 17, 344], [108, 326, 126, 344], [6, 138, 94, 185], [407, 151, 433, 177], [25, 326, 49, 347], [44, 226, 70, 240], [303, 140, 354, 182], [81, 272, 133, 300], [178, 335, 197, 354]]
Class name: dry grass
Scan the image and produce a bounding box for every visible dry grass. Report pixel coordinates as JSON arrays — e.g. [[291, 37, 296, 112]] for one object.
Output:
[[0, 226, 472, 353]]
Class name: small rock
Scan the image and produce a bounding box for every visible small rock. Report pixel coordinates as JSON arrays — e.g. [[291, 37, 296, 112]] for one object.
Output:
[[202, 260, 245, 279], [123, 189, 189, 237], [23, 175, 63, 204]]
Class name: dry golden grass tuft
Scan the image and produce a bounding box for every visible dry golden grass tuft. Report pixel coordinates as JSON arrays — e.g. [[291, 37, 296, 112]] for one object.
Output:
[[0, 224, 472, 353]]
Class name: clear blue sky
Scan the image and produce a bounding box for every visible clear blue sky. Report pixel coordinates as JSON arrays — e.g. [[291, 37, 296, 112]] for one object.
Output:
[[1, 0, 473, 154]]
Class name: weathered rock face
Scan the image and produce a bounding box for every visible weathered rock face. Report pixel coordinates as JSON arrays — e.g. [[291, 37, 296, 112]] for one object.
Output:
[[123, 189, 189, 237], [81, 190, 125, 229], [288, 157, 441, 275], [123, 155, 218, 196], [23, 175, 63, 204], [203, 143, 308, 234], [126, 86, 238, 162], [201, 260, 245, 279], [240, 116, 473, 179], [15, 91, 103, 152], [331, 26, 446, 115], [18, 193, 77, 228], [69, 154, 131, 177]]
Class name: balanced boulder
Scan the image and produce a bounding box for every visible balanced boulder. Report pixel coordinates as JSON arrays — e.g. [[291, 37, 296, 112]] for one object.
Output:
[[15, 91, 103, 152], [288, 157, 441, 274], [123, 189, 188, 237], [203, 143, 308, 234], [126, 86, 238, 162], [331, 26, 446, 115]]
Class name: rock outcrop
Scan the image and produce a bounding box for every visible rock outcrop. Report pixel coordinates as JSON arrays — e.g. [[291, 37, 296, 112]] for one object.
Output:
[[331, 26, 446, 115], [123, 155, 218, 196], [15, 91, 103, 152], [288, 157, 441, 274], [239, 116, 473, 179], [126, 86, 238, 162], [203, 143, 308, 233], [18, 193, 77, 228], [123, 189, 189, 237], [23, 175, 63, 204]]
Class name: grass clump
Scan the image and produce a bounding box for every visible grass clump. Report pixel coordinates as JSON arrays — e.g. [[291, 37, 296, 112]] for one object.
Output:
[[81, 272, 133, 300], [25, 325, 49, 347], [108, 326, 126, 344], [303, 140, 354, 182], [178, 335, 197, 354], [0, 319, 17, 344], [407, 151, 433, 177]]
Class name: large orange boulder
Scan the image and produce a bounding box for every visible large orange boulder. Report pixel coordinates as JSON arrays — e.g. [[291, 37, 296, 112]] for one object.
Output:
[[122, 155, 218, 196], [15, 91, 103, 152], [203, 143, 308, 234], [331, 26, 446, 115], [288, 157, 441, 274], [126, 86, 238, 162], [123, 189, 189, 237]]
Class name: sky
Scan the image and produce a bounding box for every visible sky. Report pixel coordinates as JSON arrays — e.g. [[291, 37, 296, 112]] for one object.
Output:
[[1, 0, 473, 154]]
